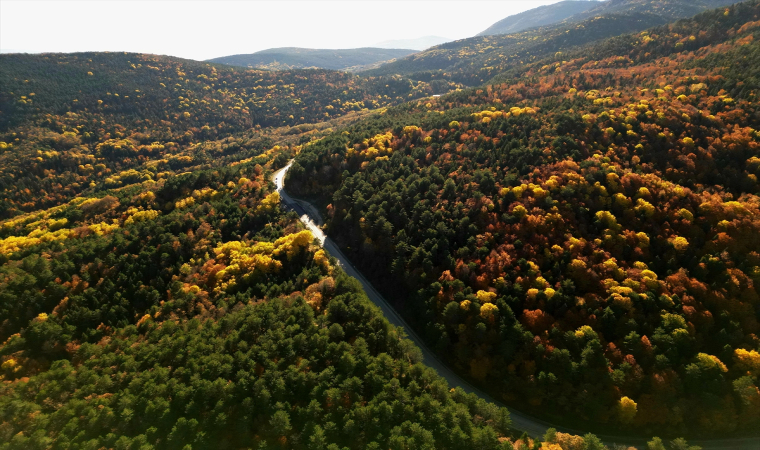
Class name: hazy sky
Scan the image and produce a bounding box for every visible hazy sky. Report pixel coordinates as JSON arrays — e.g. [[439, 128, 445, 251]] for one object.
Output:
[[0, 0, 570, 60]]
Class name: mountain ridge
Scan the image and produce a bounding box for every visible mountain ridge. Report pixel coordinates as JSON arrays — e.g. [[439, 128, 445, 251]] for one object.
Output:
[[369, 0, 746, 84], [373, 36, 452, 51], [477, 0, 601, 37], [207, 47, 417, 72]]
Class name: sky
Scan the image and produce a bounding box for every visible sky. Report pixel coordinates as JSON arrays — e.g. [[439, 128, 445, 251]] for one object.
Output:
[[0, 0, 572, 60]]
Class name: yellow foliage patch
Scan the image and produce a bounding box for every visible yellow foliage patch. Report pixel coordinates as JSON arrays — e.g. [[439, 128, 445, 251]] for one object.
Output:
[[313, 249, 331, 272], [512, 204, 528, 218], [734, 349, 760, 375], [671, 236, 689, 252], [595, 210, 618, 228], [348, 132, 394, 161], [634, 198, 655, 217], [213, 230, 313, 292], [697, 353, 728, 373], [476, 290, 497, 303], [575, 325, 595, 339], [125, 209, 160, 226], [89, 221, 120, 236], [618, 396, 638, 423], [480, 302, 498, 320], [256, 192, 281, 214], [569, 259, 587, 270], [0, 228, 71, 255]]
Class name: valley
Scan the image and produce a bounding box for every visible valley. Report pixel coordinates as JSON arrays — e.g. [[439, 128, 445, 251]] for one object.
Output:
[[1, 0, 759, 448]]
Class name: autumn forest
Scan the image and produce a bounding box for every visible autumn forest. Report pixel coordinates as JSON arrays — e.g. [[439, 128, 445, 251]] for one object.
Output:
[[0, 0, 759, 449]]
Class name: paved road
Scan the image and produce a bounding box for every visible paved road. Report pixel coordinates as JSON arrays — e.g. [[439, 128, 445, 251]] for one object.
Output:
[[272, 163, 760, 450]]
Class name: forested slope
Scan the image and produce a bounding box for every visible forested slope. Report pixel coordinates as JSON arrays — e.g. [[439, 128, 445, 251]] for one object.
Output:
[[0, 1, 755, 448], [0, 52, 454, 219], [570, 0, 743, 22], [368, 13, 670, 84], [288, 1, 760, 436], [0, 147, 524, 449], [369, 0, 744, 85]]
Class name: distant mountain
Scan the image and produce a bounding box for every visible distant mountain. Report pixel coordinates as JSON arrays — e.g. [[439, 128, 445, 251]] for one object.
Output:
[[567, 0, 743, 21], [373, 36, 452, 51], [368, 0, 746, 84], [480, 0, 743, 39], [207, 47, 417, 72], [477, 1, 601, 37]]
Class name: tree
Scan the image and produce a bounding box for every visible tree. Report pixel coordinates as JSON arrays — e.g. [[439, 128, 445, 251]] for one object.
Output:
[[647, 437, 667, 450], [618, 396, 637, 424], [669, 438, 702, 450], [582, 433, 605, 450], [543, 427, 558, 443], [309, 425, 328, 450]]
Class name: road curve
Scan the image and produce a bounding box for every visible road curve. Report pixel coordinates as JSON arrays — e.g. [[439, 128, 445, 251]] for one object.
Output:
[[272, 162, 760, 450]]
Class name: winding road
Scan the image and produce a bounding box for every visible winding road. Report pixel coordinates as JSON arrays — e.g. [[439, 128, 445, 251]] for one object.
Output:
[[273, 162, 760, 450]]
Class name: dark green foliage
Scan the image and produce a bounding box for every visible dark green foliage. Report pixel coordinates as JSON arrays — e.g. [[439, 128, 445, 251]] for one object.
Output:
[[0, 288, 512, 449], [0, 152, 514, 448]]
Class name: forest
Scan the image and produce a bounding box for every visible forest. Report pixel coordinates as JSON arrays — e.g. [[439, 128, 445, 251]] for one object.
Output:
[[0, 130, 687, 449], [0, 52, 456, 219], [0, 148, 527, 449], [0, 44, 624, 449], [0, 0, 757, 448], [288, 0, 760, 437]]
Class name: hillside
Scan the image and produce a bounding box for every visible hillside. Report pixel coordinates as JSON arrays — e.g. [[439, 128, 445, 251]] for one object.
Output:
[[0, 52, 455, 219], [0, 0, 757, 447], [207, 47, 418, 72], [0, 53, 637, 450], [368, 12, 670, 84], [477, 1, 600, 37], [369, 0, 746, 85], [374, 36, 452, 51], [573, 0, 744, 21], [0, 146, 523, 448], [288, 0, 760, 436]]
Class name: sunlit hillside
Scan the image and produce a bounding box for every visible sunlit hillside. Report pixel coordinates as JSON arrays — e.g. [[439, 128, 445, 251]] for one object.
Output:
[[289, 1, 760, 436], [0, 52, 455, 218], [369, 0, 745, 85]]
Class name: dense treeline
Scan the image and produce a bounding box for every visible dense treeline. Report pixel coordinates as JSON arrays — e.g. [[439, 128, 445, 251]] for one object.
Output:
[[0, 52, 456, 218], [288, 1, 760, 436], [0, 52, 439, 130], [0, 128, 701, 450]]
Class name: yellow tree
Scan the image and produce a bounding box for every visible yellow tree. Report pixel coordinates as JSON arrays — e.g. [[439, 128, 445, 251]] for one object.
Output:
[[618, 396, 638, 423]]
